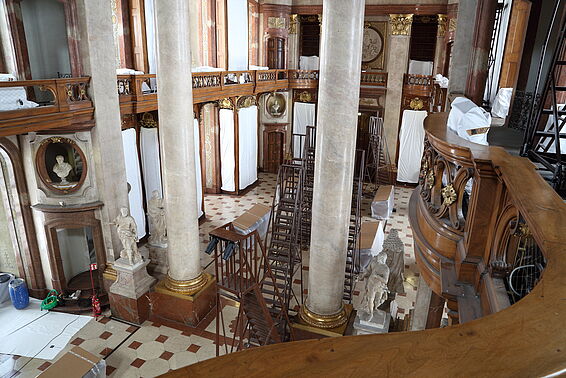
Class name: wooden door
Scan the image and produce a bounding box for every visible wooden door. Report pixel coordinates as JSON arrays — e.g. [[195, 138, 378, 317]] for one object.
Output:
[[267, 38, 285, 69], [265, 131, 283, 173]]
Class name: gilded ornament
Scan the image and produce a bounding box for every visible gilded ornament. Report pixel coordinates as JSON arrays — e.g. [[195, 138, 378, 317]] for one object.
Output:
[[515, 223, 531, 238], [299, 304, 348, 329], [219, 98, 233, 110], [298, 91, 312, 102], [410, 97, 424, 110], [441, 184, 457, 206], [389, 14, 413, 36], [140, 112, 158, 128], [163, 273, 208, 295], [426, 169, 435, 190], [268, 16, 286, 29], [237, 96, 256, 109], [449, 18, 457, 33], [437, 14, 447, 37], [289, 14, 299, 34]]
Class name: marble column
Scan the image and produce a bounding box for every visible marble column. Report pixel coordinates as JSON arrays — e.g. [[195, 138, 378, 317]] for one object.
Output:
[[382, 14, 413, 163], [298, 0, 365, 329], [75, 0, 129, 266], [155, 0, 207, 295]]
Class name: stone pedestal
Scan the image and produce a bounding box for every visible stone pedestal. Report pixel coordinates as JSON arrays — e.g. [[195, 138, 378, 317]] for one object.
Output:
[[292, 304, 355, 340], [109, 258, 156, 324], [353, 309, 391, 335], [149, 274, 216, 327]]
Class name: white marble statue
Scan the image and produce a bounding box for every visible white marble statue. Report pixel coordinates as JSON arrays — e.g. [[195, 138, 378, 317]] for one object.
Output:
[[52, 155, 72, 184], [147, 190, 167, 247], [112, 207, 142, 265], [357, 252, 390, 321]]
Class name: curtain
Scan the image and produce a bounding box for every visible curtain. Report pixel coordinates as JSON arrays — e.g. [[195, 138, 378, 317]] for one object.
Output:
[[220, 109, 235, 191], [121, 128, 146, 238], [238, 106, 258, 190], [292, 102, 316, 159], [227, 0, 249, 70]]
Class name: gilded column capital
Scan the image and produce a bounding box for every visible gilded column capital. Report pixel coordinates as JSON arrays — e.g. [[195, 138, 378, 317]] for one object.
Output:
[[389, 14, 413, 36], [437, 14, 447, 37]]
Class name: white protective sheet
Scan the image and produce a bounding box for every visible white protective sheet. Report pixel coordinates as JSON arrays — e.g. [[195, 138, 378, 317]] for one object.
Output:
[[292, 102, 316, 159], [140, 127, 163, 204], [491, 88, 513, 118], [121, 129, 146, 239], [397, 110, 427, 183], [220, 109, 236, 191], [409, 60, 434, 76], [358, 222, 385, 271], [371, 186, 395, 221], [0, 299, 92, 360], [194, 119, 203, 217], [0, 87, 39, 111], [299, 56, 319, 70], [227, 0, 249, 71], [238, 106, 258, 190]]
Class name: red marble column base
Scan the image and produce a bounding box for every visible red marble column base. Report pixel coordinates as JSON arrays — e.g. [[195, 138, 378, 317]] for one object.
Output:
[[109, 292, 150, 325], [149, 273, 216, 327], [290, 304, 354, 340]]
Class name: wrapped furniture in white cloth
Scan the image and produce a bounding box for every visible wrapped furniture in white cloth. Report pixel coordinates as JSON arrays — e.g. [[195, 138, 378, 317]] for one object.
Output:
[[292, 102, 316, 159], [238, 106, 258, 190], [447, 97, 491, 145], [299, 56, 319, 70], [220, 109, 236, 191], [121, 128, 146, 239], [357, 221, 385, 271], [140, 128, 162, 203], [371, 185, 395, 221], [194, 119, 203, 217], [233, 203, 271, 241], [397, 110, 427, 183], [409, 60, 433, 75], [491, 88, 513, 118]]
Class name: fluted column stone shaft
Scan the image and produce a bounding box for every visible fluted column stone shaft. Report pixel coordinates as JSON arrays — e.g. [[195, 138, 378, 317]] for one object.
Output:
[[155, 0, 205, 293], [302, 0, 365, 325]]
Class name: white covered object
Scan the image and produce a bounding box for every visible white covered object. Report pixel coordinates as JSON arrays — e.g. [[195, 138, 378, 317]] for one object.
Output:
[[358, 222, 385, 271], [0, 73, 16, 81], [220, 109, 236, 191], [249, 65, 269, 70], [491, 88, 513, 118], [447, 97, 476, 132], [0, 86, 39, 111], [194, 119, 203, 217], [397, 110, 427, 183], [192, 66, 225, 73], [227, 0, 249, 71], [299, 56, 319, 70], [121, 128, 146, 239], [0, 298, 92, 360], [116, 68, 144, 75], [409, 60, 433, 76], [140, 127, 162, 203], [371, 185, 395, 221], [238, 106, 258, 190], [448, 97, 491, 145], [292, 102, 316, 159], [434, 74, 449, 88]]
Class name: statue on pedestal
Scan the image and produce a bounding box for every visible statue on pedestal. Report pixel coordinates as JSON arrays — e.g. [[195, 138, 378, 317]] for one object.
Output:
[[147, 190, 167, 247], [357, 252, 390, 321], [52, 155, 72, 184], [112, 207, 142, 265]]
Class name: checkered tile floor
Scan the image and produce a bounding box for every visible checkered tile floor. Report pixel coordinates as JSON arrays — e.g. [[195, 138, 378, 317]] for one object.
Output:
[[1, 173, 418, 377]]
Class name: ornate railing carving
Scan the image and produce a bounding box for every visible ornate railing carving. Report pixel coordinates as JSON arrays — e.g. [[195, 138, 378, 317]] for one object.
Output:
[[360, 71, 387, 86]]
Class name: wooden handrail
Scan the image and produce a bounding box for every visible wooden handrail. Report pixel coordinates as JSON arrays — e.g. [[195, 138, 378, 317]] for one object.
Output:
[[164, 113, 566, 377]]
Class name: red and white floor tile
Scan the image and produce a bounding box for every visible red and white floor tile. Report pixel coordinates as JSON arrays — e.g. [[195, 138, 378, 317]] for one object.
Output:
[[1, 173, 419, 377]]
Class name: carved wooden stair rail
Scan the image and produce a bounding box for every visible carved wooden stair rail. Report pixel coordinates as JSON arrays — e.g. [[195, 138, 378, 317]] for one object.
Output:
[[164, 112, 566, 377]]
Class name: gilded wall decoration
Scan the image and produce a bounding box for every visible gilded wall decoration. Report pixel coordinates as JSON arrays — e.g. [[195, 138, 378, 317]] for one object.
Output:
[[389, 14, 413, 36], [437, 14, 447, 37], [410, 97, 424, 110], [236, 96, 257, 109], [268, 17, 286, 29], [449, 18, 457, 33], [361, 22, 387, 71], [219, 98, 234, 110], [289, 14, 299, 34]]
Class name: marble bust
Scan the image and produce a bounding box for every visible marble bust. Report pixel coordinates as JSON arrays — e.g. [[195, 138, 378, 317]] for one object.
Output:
[[357, 252, 390, 321], [112, 207, 142, 265], [147, 190, 167, 247], [52, 155, 72, 184]]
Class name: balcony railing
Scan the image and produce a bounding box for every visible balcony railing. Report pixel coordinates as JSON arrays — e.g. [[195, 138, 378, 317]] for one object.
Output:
[[164, 112, 566, 377]]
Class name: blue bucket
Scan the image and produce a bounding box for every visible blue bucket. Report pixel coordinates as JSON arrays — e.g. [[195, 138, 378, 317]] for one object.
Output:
[[9, 278, 30, 310]]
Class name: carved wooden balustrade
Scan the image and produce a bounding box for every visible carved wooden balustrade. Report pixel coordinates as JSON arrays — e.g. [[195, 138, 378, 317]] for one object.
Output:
[[165, 112, 566, 377], [401, 73, 435, 112], [360, 71, 387, 86], [0, 77, 94, 135], [288, 70, 319, 89]]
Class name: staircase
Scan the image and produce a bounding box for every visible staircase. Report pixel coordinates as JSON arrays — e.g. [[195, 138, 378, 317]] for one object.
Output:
[[242, 285, 282, 346], [364, 116, 393, 193], [299, 126, 316, 246], [522, 4, 566, 193], [344, 150, 365, 303], [262, 164, 304, 319]]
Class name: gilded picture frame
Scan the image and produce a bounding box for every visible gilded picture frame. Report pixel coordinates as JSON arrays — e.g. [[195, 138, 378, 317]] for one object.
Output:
[[362, 21, 387, 71]]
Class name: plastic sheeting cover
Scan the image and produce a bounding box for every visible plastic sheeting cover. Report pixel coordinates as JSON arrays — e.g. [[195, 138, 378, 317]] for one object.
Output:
[[397, 110, 427, 183], [194, 119, 203, 217], [491, 88, 513, 118], [409, 60, 433, 76], [220, 109, 236, 191], [227, 0, 249, 71], [122, 128, 146, 239], [140, 128, 163, 203], [238, 106, 258, 190], [292, 102, 315, 159]]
